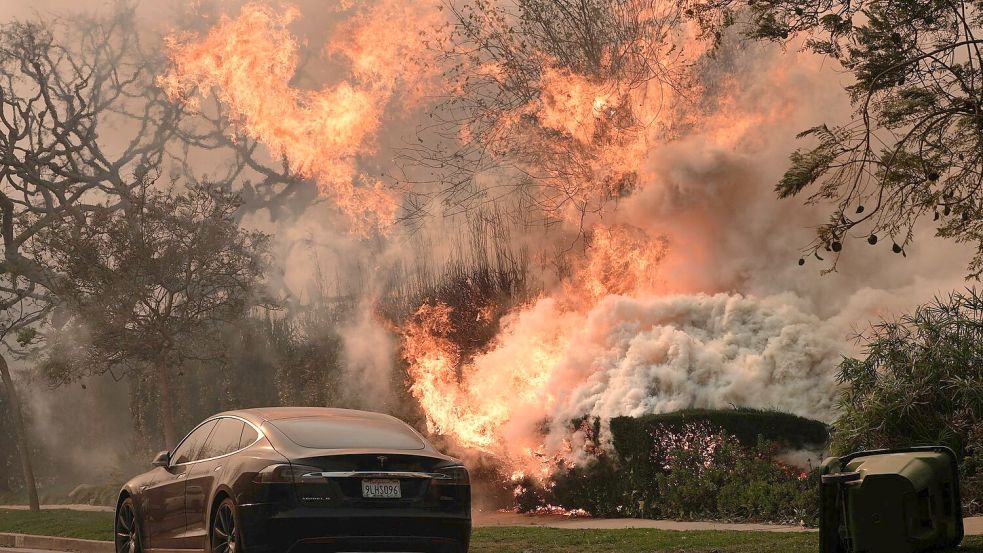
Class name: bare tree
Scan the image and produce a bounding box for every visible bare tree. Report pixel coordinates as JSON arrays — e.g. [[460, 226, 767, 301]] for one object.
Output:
[[398, 0, 696, 229], [0, 7, 185, 509], [0, 0, 312, 469]]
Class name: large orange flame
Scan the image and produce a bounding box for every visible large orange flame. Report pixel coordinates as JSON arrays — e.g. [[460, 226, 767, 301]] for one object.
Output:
[[399, 39, 828, 479], [401, 224, 672, 476], [161, 1, 842, 486], [158, 2, 440, 234]]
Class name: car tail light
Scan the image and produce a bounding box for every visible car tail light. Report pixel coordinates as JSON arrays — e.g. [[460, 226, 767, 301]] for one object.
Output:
[[434, 465, 469, 484], [254, 464, 322, 484]]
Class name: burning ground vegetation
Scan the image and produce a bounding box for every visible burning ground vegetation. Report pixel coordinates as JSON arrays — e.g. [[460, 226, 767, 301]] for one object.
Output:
[[3, 0, 983, 525]]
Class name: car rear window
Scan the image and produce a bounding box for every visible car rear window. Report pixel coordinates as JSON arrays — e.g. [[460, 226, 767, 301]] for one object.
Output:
[[239, 424, 259, 449], [270, 416, 427, 450]]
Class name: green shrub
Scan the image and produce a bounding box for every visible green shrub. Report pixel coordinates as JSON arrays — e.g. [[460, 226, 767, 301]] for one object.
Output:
[[550, 456, 635, 517], [545, 421, 819, 524], [611, 408, 829, 462], [832, 290, 983, 512], [654, 431, 817, 524]]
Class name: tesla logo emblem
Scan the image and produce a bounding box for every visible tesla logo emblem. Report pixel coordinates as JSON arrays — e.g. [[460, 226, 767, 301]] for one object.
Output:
[[377, 456, 388, 468]]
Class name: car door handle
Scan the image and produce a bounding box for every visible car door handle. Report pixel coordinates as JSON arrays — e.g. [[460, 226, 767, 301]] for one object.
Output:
[[178, 473, 187, 479], [214, 465, 223, 472]]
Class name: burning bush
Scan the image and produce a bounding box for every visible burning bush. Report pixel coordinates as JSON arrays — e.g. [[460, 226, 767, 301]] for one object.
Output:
[[611, 408, 829, 464], [546, 456, 634, 517], [514, 410, 825, 524]]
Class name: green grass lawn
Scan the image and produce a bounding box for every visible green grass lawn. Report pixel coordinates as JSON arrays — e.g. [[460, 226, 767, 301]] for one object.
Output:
[[0, 508, 113, 540], [0, 508, 981, 552], [470, 527, 983, 552]]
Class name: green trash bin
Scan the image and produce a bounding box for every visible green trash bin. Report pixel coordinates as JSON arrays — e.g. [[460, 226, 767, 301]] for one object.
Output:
[[820, 446, 963, 553]]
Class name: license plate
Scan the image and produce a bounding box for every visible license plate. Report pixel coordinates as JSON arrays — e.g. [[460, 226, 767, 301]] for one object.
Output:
[[361, 479, 401, 498]]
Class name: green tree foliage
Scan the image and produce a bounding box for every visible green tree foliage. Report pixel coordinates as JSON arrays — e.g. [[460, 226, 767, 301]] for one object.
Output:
[[832, 289, 983, 512], [36, 183, 270, 449], [833, 289, 983, 454], [693, 0, 983, 273]]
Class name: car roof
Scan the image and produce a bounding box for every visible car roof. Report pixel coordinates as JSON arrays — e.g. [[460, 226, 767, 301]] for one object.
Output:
[[214, 407, 400, 426], [204, 407, 452, 460]]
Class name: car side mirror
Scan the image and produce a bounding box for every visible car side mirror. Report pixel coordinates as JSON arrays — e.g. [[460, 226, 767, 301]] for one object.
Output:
[[152, 450, 170, 468]]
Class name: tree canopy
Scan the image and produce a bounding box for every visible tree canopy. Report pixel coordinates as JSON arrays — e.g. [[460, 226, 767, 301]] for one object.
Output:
[[38, 183, 270, 447], [833, 289, 983, 455], [401, 0, 695, 226], [694, 0, 983, 274]]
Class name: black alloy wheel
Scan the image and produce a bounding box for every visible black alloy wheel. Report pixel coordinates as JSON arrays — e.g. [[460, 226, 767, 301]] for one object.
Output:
[[115, 498, 141, 553], [211, 498, 240, 553]]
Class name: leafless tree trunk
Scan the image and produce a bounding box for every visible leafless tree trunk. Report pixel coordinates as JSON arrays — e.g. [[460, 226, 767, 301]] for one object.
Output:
[[157, 356, 177, 450], [0, 354, 39, 512]]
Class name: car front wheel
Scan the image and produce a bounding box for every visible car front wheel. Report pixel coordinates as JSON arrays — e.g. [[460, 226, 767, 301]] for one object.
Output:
[[115, 498, 142, 553], [211, 498, 241, 553]]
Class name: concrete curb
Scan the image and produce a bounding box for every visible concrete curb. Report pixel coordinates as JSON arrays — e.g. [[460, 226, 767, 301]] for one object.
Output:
[[0, 533, 112, 553]]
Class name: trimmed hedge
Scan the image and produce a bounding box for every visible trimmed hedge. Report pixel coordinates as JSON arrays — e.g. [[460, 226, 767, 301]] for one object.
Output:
[[529, 409, 830, 523], [610, 408, 829, 463]]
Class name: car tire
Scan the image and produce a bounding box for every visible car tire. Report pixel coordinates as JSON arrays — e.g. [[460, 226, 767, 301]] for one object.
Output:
[[115, 497, 142, 553], [211, 498, 242, 553]]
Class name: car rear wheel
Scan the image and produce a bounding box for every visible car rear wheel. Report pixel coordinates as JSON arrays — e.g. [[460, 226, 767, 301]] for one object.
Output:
[[115, 498, 141, 553], [211, 498, 241, 553]]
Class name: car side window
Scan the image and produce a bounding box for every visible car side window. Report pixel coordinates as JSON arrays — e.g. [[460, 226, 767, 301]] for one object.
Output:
[[238, 424, 258, 449], [197, 418, 245, 460], [171, 419, 219, 465]]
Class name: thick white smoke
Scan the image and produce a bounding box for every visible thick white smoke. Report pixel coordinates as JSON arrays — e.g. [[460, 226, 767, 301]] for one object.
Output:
[[552, 292, 840, 419], [426, 291, 842, 470]]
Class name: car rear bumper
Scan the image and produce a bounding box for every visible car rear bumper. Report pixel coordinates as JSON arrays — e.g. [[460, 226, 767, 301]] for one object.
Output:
[[238, 504, 471, 553]]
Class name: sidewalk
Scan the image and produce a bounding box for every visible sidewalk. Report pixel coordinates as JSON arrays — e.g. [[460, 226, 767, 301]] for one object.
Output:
[[474, 510, 811, 532], [474, 510, 983, 535]]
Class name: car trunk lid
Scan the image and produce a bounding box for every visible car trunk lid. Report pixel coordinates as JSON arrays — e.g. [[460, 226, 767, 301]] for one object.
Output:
[[288, 450, 453, 506]]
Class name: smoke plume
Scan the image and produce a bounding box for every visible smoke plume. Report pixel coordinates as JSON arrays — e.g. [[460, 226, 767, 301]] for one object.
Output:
[[8, 0, 974, 488]]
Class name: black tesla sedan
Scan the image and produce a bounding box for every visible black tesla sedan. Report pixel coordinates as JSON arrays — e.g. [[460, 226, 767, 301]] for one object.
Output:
[[115, 407, 471, 553]]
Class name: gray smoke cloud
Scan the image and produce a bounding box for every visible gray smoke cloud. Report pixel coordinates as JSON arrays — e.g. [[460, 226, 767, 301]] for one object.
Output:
[[5, 0, 974, 488]]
